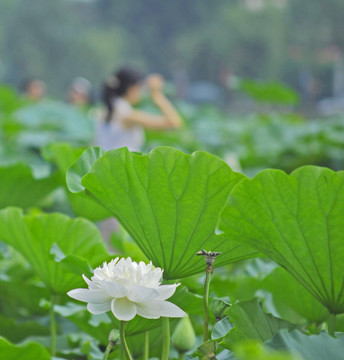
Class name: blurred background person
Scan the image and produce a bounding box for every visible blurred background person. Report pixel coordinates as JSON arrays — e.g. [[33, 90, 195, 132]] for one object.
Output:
[[97, 67, 183, 152], [67, 77, 92, 108], [21, 77, 46, 101]]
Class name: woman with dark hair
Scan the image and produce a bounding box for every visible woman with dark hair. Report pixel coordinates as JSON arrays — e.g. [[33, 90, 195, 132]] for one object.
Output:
[[96, 67, 183, 151]]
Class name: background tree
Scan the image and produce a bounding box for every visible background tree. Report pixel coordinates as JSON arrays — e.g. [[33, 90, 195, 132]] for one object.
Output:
[[0, 0, 343, 102]]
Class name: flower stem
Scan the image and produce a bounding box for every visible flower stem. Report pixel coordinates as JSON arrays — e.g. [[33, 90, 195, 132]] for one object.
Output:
[[203, 268, 212, 342], [50, 294, 57, 357], [328, 313, 336, 337], [120, 321, 133, 360], [143, 331, 149, 360], [161, 317, 170, 360], [103, 341, 114, 360]]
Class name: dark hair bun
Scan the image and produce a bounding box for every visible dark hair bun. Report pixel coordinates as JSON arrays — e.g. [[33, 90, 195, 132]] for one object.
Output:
[[102, 67, 144, 122]]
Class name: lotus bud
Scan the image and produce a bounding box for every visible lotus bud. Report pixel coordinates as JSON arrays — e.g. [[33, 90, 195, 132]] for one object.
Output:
[[173, 316, 196, 353], [211, 297, 231, 321], [108, 329, 120, 344]]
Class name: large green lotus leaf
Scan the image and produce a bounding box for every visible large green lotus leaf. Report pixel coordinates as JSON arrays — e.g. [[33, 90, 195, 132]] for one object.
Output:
[[267, 329, 344, 360], [234, 340, 301, 360], [42, 142, 86, 175], [220, 298, 297, 350], [208, 258, 277, 306], [43, 143, 111, 221], [66, 145, 105, 193], [0, 338, 50, 360], [0, 163, 60, 209], [0, 315, 49, 343], [0, 207, 109, 294], [54, 302, 118, 344], [67, 192, 112, 222], [15, 100, 94, 146], [211, 317, 233, 341], [0, 277, 49, 316], [0, 246, 49, 315], [262, 267, 329, 324], [219, 166, 344, 314], [0, 86, 28, 115], [238, 79, 299, 105], [67, 146, 256, 279]]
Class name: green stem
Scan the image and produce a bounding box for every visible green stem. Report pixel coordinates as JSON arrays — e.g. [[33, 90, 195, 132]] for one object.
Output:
[[143, 331, 149, 360], [178, 352, 185, 360], [203, 269, 212, 342], [120, 344, 124, 360], [161, 317, 170, 360], [50, 294, 57, 357], [120, 321, 133, 360], [103, 341, 114, 360], [328, 313, 336, 337]]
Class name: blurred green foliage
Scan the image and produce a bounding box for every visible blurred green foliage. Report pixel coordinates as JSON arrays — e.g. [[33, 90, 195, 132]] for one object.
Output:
[[0, 0, 343, 99], [0, 81, 344, 359]]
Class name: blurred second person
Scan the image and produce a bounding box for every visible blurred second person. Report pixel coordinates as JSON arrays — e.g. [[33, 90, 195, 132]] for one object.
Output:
[[67, 77, 92, 108]]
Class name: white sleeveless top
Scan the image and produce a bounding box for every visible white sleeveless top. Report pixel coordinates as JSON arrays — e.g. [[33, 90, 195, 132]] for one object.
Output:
[[95, 98, 145, 152]]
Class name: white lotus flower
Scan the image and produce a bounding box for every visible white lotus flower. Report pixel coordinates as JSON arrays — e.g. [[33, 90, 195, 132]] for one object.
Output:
[[67, 257, 186, 321]]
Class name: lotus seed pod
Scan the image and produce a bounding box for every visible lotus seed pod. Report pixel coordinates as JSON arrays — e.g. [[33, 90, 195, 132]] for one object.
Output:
[[173, 316, 196, 353]]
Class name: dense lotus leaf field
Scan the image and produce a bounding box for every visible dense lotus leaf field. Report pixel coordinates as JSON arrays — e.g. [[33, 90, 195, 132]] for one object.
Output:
[[0, 85, 344, 359]]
